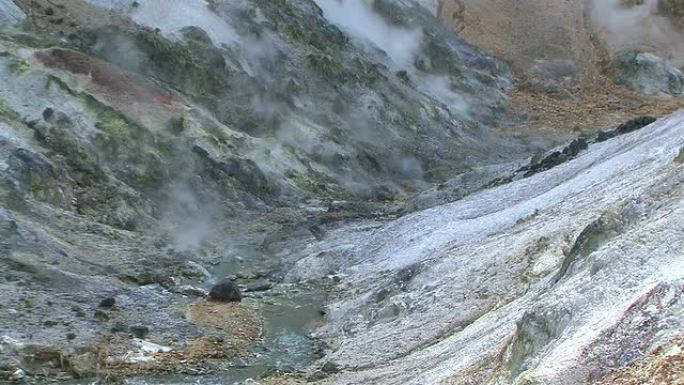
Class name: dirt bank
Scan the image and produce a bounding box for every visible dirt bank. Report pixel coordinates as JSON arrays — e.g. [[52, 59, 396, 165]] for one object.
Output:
[[439, 0, 684, 134]]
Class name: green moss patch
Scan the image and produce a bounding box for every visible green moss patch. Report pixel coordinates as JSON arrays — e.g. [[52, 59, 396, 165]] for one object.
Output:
[[0, 98, 19, 122]]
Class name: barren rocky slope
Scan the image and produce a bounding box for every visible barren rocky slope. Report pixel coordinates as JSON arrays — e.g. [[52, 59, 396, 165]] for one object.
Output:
[[0, 1, 683, 385], [285, 110, 684, 385]]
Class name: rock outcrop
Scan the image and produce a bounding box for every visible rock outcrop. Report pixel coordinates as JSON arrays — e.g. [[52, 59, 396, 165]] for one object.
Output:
[[615, 51, 684, 97]]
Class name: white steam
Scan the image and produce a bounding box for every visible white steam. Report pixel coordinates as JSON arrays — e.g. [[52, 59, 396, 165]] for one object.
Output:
[[85, 0, 238, 47], [590, 0, 684, 66], [418, 74, 470, 116], [314, 0, 472, 116], [162, 183, 215, 251], [132, 0, 238, 47], [313, 0, 423, 69]]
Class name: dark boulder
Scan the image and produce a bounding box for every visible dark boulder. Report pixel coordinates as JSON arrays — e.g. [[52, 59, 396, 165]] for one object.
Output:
[[42, 107, 54, 121], [597, 116, 656, 142], [130, 325, 149, 339], [209, 280, 242, 302], [562, 137, 588, 157], [615, 116, 657, 135], [98, 297, 116, 308]]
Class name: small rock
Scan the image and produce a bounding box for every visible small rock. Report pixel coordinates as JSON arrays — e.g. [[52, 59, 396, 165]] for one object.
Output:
[[276, 364, 296, 373], [10, 368, 25, 380], [122, 351, 153, 364], [309, 225, 326, 241], [99, 297, 116, 308], [246, 281, 272, 293], [209, 280, 242, 302], [110, 321, 128, 333], [395, 70, 410, 83], [230, 357, 249, 368], [309, 370, 327, 381], [254, 271, 271, 279], [675, 148, 684, 164], [66, 332, 76, 340], [1, 335, 24, 349], [184, 261, 212, 279], [129, 325, 149, 339], [321, 360, 340, 374], [69, 352, 97, 377], [133, 338, 172, 353], [561, 137, 588, 157], [42, 107, 54, 121], [175, 285, 208, 297], [415, 55, 433, 72]]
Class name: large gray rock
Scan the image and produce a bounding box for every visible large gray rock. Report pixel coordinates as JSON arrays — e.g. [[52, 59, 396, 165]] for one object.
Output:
[[0, 0, 25, 27], [524, 59, 582, 96], [615, 51, 684, 97]]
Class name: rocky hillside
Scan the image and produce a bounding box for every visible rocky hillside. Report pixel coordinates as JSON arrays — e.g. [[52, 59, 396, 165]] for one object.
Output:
[[282, 111, 684, 384], [0, 0, 536, 382], [0, 0, 683, 385], [436, 0, 684, 134]]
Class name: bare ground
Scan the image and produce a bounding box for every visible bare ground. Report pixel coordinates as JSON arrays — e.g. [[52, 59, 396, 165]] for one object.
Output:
[[439, 0, 684, 135], [592, 335, 684, 385]]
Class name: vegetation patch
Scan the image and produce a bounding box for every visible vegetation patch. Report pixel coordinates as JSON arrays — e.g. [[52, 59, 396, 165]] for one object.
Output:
[[0, 98, 19, 122], [8, 58, 31, 74], [253, 0, 347, 50]]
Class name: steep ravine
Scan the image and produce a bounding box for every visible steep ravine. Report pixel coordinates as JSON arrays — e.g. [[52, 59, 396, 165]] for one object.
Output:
[[0, 1, 683, 385]]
